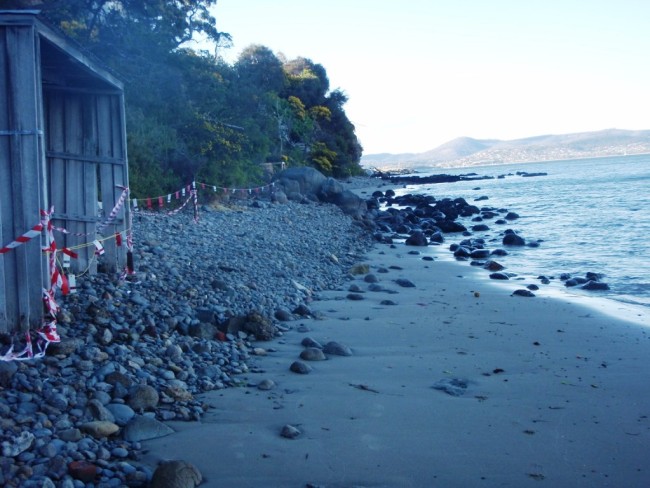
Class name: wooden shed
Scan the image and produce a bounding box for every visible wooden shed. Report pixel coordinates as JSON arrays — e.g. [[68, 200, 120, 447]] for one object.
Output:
[[0, 10, 130, 334]]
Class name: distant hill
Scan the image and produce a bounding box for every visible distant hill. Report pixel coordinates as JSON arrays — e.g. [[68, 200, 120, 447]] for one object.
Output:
[[361, 129, 650, 170]]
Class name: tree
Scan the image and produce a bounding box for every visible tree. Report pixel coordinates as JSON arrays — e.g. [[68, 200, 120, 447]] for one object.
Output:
[[9, 1, 364, 193]]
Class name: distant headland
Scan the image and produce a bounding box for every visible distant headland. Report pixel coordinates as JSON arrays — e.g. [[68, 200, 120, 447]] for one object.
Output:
[[361, 128, 650, 171]]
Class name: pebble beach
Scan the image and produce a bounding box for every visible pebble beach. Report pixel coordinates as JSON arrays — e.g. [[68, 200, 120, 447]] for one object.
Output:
[[0, 185, 375, 487], [2, 174, 650, 487]]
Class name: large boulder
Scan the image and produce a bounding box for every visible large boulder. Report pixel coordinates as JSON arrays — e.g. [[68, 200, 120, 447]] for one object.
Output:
[[275, 168, 367, 218], [276, 167, 327, 200], [319, 177, 367, 218], [228, 311, 277, 341], [502, 229, 526, 246]]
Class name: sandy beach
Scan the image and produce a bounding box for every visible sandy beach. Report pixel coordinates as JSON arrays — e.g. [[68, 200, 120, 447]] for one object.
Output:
[[141, 226, 650, 487]]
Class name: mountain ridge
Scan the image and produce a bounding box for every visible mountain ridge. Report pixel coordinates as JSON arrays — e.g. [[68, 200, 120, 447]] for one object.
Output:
[[361, 129, 650, 170]]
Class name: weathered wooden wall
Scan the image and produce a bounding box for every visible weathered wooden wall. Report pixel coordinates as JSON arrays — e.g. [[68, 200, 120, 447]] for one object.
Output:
[[0, 17, 47, 332], [44, 89, 128, 275], [0, 12, 129, 334]]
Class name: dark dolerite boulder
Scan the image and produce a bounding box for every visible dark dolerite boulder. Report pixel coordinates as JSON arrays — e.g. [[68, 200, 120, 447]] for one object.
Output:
[[564, 277, 589, 287], [505, 212, 520, 220], [434, 198, 460, 220], [472, 224, 490, 232], [405, 231, 428, 246], [489, 272, 510, 280], [484, 260, 505, 271], [512, 289, 535, 297], [428, 231, 444, 243], [395, 223, 411, 234], [586, 272, 605, 281], [582, 281, 610, 291], [436, 220, 467, 233], [470, 249, 491, 259], [502, 229, 526, 246], [453, 247, 471, 258], [459, 204, 481, 218]]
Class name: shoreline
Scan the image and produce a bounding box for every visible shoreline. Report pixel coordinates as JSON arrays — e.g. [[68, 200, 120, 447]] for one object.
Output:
[[425, 243, 650, 328], [1, 173, 647, 486], [349, 174, 650, 319], [142, 183, 650, 487]]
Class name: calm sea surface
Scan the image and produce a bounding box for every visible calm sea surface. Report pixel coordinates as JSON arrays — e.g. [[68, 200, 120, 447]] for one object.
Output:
[[390, 154, 650, 312]]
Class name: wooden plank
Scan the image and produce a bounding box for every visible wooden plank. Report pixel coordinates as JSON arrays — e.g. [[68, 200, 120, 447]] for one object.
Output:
[[45, 90, 72, 268], [35, 27, 49, 291], [41, 85, 122, 96], [0, 23, 11, 332], [97, 94, 126, 272], [45, 150, 125, 165], [4, 23, 44, 331], [62, 94, 94, 273], [82, 94, 99, 271]]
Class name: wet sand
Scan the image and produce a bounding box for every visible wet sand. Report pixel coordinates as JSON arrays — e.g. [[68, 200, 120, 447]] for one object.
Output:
[[142, 240, 650, 487]]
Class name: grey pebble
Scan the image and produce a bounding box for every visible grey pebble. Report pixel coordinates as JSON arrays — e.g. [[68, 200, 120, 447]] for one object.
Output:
[[257, 379, 276, 391], [280, 424, 301, 439], [301, 337, 323, 348], [299, 348, 327, 361], [322, 341, 353, 357], [346, 293, 365, 300], [394, 278, 416, 288], [290, 361, 313, 374]]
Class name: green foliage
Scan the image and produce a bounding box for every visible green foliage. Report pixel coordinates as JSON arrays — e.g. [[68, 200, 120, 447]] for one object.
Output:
[[18, 0, 364, 194]]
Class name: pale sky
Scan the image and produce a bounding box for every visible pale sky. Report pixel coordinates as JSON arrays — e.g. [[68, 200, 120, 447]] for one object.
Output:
[[211, 0, 650, 155]]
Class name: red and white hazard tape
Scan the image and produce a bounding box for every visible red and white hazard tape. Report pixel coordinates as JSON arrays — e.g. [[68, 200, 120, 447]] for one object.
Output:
[[1, 208, 62, 362], [52, 186, 129, 237], [0, 222, 44, 254]]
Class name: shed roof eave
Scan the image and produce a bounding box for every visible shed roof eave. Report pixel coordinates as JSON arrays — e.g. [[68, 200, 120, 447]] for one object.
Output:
[[35, 19, 124, 91], [0, 10, 124, 91]]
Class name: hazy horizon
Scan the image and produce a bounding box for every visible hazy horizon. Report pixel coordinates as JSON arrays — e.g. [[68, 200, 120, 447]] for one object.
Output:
[[210, 1, 650, 154]]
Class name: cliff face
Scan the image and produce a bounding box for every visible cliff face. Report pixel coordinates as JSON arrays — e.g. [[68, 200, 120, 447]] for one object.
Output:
[[361, 129, 650, 169]]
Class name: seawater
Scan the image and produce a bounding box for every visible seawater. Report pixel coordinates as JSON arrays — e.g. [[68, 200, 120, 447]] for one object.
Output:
[[389, 154, 650, 312]]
